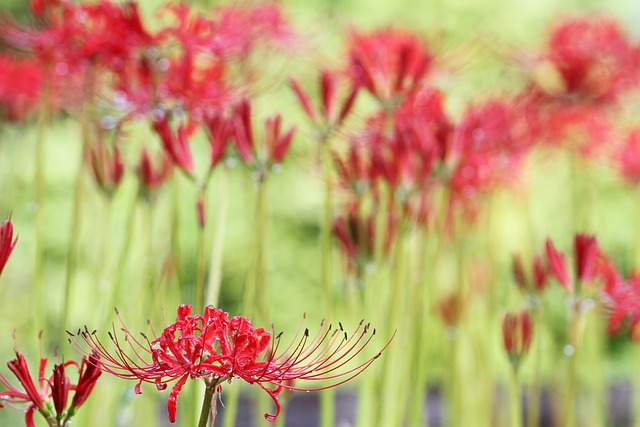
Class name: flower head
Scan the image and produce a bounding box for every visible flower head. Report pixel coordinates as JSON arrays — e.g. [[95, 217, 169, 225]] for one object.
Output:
[[502, 310, 534, 371], [70, 305, 390, 423], [0, 217, 17, 277], [0, 334, 101, 427]]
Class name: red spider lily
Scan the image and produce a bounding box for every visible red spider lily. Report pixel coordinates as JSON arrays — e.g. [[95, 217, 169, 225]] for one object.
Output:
[[544, 238, 572, 291], [290, 69, 359, 130], [502, 310, 534, 370], [70, 305, 390, 423], [137, 149, 174, 193], [347, 28, 433, 104], [0, 218, 17, 277], [574, 234, 599, 283], [541, 16, 640, 103], [333, 207, 397, 277], [617, 128, 640, 184], [232, 100, 295, 175], [544, 234, 601, 293], [436, 293, 464, 330], [444, 97, 538, 214], [152, 115, 196, 175], [0, 55, 45, 121], [512, 253, 549, 294], [87, 128, 125, 197], [0, 336, 101, 427]]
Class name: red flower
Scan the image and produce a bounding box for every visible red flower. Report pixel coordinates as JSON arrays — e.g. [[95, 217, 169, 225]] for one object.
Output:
[[0, 335, 101, 427], [232, 99, 295, 173], [137, 149, 174, 193], [347, 29, 433, 104], [544, 16, 640, 103], [544, 234, 601, 293], [290, 69, 359, 130], [545, 238, 572, 291], [512, 253, 549, 294], [502, 310, 534, 370], [617, 128, 640, 184], [70, 305, 390, 423], [0, 218, 17, 277], [87, 128, 125, 197]]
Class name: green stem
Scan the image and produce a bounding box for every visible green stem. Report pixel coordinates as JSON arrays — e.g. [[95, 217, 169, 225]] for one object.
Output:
[[510, 368, 522, 427], [100, 190, 138, 330], [561, 299, 586, 427], [243, 177, 269, 320], [319, 130, 336, 427], [195, 187, 207, 312], [634, 345, 640, 426], [197, 384, 218, 427], [206, 168, 228, 308], [33, 71, 51, 338], [527, 303, 542, 427]]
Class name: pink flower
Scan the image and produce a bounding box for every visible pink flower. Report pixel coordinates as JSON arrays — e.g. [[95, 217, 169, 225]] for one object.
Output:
[[70, 305, 390, 423]]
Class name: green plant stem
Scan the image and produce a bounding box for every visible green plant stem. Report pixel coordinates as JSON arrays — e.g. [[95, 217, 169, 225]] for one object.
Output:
[[100, 190, 138, 330], [510, 368, 522, 427], [33, 71, 51, 338], [195, 187, 207, 312], [243, 177, 269, 320], [634, 345, 640, 426], [527, 303, 542, 427], [206, 168, 228, 308], [561, 299, 586, 427], [198, 384, 218, 427], [318, 132, 336, 427]]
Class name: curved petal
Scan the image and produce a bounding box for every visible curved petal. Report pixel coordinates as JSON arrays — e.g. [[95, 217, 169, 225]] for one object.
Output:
[[167, 374, 189, 423]]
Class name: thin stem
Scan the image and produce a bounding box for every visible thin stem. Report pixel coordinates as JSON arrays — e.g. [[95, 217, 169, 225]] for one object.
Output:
[[33, 70, 51, 338], [206, 168, 229, 308], [195, 187, 207, 312], [198, 384, 218, 427], [100, 188, 138, 330], [527, 303, 542, 427], [561, 299, 586, 427], [61, 81, 92, 344], [510, 368, 522, 427]]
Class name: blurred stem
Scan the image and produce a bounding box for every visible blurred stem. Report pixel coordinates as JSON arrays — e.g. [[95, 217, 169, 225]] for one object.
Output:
[[33, 70, 50, 337], [527, 303, 542, 427], [221, 386, 239, 427], [198, 384, 218, 427], [195, 186, 208, 312], [61, 70, 94, 344], [561, 299, 586, 427], [170, 177, 184, 292], [100, 189, 138, 330], [634, 345, 640, 425], [243, 177, 269, 320], [379, 213, 410, 427], [510, 368, 522, 427], [206, 168, 228, 308], [319, 133, 335, 427]]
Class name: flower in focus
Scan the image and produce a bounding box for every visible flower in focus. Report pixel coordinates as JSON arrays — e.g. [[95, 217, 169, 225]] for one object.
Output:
[[0, 218, 17, 277], [70, 304, 390, 423], [0, 335, 101, 427], [502, 310, 534, 371]]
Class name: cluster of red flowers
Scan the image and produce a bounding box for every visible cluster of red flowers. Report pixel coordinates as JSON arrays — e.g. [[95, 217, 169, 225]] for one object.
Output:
[[0, 0, 296, 209], [510, 233, 640, 343], [0, 334, 101, 427], [288, 16, 640, 277], [70, 304, 389, 423]]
